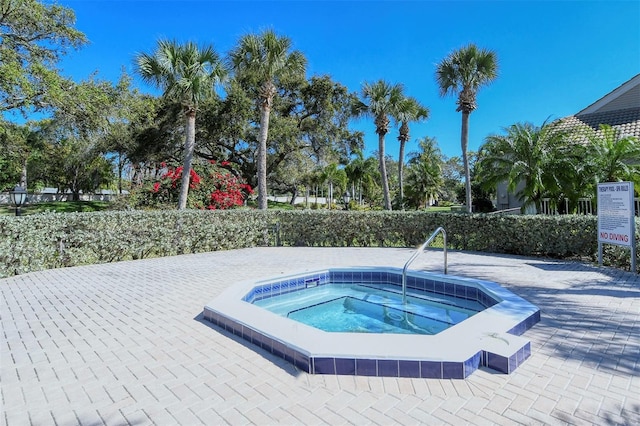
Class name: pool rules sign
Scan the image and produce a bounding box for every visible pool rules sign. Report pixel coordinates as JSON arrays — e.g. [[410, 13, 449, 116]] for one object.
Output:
[[597, 181, 636, 272]]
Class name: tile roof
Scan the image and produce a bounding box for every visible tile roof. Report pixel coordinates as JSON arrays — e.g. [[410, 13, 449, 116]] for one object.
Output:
[[554, 107, 640, 139], [553, 74, 640, 140]]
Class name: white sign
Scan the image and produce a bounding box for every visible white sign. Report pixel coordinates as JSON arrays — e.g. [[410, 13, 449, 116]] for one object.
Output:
[[597, 182, 634, 247]]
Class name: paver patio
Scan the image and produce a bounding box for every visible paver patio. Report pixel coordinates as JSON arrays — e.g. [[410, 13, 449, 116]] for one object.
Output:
[[1, 247, 639, 425]]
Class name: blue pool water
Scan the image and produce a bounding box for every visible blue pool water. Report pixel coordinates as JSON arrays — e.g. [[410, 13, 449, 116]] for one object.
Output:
[[253, 284, 483, 335]]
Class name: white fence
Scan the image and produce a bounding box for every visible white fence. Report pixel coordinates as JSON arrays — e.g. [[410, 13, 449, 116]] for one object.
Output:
[[540, 198, 640, 216], [0, 191, 123, 204], [488, 207, 522, 215]]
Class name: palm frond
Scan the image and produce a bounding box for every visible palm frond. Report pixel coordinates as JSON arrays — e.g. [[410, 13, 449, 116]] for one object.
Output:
[[229, 29, 306, 89], [135, 39, 225, 109], [435, 43, 498, 111]]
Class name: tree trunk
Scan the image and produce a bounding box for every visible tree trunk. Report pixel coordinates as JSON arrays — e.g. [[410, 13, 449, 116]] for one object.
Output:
[[289, 187, 297, 205], [117, 152, 123, 194], [461, 110, 472, 213], [19, 160, 28, 189], [257, 100, 271, 210], [72, 169, 79, 201], [398, 139, 406, 210], [178, 111, 196, 210], [351, 182, 355, 206], [379, 133, 392, 210]]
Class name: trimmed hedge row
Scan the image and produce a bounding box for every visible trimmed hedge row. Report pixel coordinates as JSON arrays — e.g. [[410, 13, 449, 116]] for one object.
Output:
[[1, 210, 272, 277], [1, 210, 638, 278], [274, 211, 600, 255]]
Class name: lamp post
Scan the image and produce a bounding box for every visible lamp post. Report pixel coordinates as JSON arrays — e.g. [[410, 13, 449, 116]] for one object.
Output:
[[9, 185, 27, 216], [342, 190, 351, 210]]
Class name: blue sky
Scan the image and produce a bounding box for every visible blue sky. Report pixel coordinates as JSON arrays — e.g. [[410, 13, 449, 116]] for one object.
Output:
[[56, 0, 639, 160]]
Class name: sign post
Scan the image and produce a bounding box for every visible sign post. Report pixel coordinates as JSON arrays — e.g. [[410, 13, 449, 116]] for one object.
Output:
[[597, 181, 636, 273]]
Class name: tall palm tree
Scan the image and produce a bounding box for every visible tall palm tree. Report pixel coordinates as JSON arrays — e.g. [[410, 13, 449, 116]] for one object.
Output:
[[229, 29, 306, 210], [436, 44, 498, 213], [394, 96, 429, 209], [361, 80, 404, 210], [136, 40, 226, 209]]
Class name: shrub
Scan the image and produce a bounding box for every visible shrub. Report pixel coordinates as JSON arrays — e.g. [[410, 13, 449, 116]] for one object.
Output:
[[1, 210, 637, 277], [0, 210, 271, 277], [132, 161, 253, 210], [275, 211, 638, 270]]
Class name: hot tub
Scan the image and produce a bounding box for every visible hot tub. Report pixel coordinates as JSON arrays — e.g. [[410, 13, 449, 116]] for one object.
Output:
[[204, 267, 540, 379]]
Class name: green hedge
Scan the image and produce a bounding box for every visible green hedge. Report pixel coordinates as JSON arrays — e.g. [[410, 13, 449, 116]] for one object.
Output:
[[0, 210, 272, 277], [1, 210, 638, 278], [272, 211, 602, 256]]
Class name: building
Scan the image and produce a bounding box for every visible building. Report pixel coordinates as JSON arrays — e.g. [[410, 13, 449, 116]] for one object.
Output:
[[495, 74, 640, 213], [555, 73, 640, 139]]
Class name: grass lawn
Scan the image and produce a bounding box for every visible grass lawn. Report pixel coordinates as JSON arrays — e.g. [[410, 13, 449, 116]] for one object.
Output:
[[0, 201, 111, 216], [424, 206, 454, 212], [245, 200, 300, 210]]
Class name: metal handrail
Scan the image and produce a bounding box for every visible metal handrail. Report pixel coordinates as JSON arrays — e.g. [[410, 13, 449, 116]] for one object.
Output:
[[402, 227, 447, 304]]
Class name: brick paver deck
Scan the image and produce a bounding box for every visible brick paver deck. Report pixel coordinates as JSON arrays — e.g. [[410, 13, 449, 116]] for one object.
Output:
[[2, 247, 639, 425]]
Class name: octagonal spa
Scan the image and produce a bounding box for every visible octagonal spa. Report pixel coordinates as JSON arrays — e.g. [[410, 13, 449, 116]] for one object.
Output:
[[204, 267, 540, 379]]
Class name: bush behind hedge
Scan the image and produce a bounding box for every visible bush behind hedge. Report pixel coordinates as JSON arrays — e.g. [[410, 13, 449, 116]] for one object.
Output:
[[1, 210, 638, 278]]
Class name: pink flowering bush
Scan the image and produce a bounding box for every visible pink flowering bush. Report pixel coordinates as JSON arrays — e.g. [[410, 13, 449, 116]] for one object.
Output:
[[141, 160, 253, 209]]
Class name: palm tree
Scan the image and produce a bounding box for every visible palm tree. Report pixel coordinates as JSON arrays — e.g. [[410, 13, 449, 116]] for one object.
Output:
[[587, 124, 640, 184], [405, 137, 443, 209], [136, 40, 226, 209], [394, 96, 429, 209], [436, 44, 498, 213], [476, 121, 575, 213], [344, 150, 378, 206], [361, 80, 404, 210], [320, 163, 347, 209], [229, 29, 307, 210]]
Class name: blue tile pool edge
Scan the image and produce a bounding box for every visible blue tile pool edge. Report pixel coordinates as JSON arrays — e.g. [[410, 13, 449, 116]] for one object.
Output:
[[242, 269, 500, 308], [203, 267, 541, 379], [203, 308, 534, 379]]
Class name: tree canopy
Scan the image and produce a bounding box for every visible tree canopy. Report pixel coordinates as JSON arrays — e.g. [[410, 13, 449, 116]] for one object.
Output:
[[9, 2, 626, 214], [0, 0, 86, 113]]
